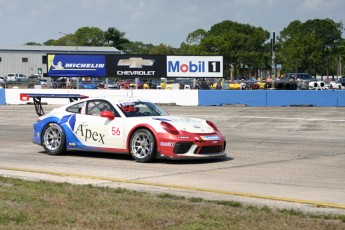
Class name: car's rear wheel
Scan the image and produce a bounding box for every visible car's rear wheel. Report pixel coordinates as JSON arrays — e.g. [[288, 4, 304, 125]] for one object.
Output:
[[130, 129, 156, 162], [42, 123, 66, 155]]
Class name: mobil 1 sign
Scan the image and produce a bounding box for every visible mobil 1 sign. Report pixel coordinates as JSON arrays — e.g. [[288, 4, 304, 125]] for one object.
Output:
[[167, 56, 223, 78]]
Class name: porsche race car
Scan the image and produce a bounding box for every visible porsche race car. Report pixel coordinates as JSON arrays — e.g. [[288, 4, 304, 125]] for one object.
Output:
[[22, 94, 226, 162]]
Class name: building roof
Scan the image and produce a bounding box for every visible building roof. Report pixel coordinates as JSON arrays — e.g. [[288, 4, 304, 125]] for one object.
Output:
[[0, 45, 120, 53]]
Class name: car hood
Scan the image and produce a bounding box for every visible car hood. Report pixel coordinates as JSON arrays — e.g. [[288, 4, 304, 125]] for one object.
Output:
[[148, 116, 215, 134]]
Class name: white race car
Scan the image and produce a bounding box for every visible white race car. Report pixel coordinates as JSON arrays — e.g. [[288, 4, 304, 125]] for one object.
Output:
[[23, 94, 226, 162], [329, 80, 345, 90]]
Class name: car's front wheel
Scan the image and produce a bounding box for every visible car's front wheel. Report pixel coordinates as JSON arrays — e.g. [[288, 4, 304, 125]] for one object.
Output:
[[130, 129, 156, 162], [42, 123, 66, 155]]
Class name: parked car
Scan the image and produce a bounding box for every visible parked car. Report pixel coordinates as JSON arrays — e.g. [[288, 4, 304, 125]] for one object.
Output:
[[329, 80, 345, 90], [277, 73, 315, 90], [80, 79, 104, 89], [119, 79, 141, 89], [27, 75, 41, 88], [4, 73, 28, 83], [105, 79, 119, 89]]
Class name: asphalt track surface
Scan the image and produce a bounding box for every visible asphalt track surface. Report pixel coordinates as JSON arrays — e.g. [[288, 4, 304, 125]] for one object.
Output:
[[0, 104, 345, 215]]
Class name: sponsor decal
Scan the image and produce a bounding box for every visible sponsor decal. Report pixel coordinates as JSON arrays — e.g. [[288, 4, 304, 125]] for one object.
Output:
[[68, 142, 77, 147], [59, 114, 76, 130], [167, 56, 223, 78], [47, 54, 106, 77], [168, 61, 205, 73], [116, 71, 155, 76], [177, 136, 190, 139], [201, 135, 221, 141], [160, 142, 175, 147], [117, 58, 156, 76], [51, 61, 105, 70], [153, 118, 172, 122], [118, 58, 155, 68], [108, 55, 166, 77], [75, 124, 105, 144]]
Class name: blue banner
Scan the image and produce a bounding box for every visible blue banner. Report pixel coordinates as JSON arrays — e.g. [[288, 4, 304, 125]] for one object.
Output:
[[47, 54, 106, 77]]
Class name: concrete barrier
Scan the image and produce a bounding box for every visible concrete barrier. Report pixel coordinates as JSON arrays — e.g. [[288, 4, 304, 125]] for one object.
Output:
[[3, 88, 345, 107], [198, 90, 345, 107], [4, 89, 199, 106], [0, 88, 5, 105], [337, 90, 345, 106], [198, 90, 267, 106], [266, 90, 338, 106]]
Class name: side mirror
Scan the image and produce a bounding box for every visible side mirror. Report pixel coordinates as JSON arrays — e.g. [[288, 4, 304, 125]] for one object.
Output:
[[100, 110, 115, 120]]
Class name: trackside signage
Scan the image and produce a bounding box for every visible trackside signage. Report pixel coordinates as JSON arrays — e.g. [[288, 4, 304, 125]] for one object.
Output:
[[47, 54, 106, 77], [167, 56, 223, 78], [107, 55, 166, 78]]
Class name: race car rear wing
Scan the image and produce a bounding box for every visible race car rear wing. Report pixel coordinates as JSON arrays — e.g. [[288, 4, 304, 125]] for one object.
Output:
[[20, 93, 89, 116]]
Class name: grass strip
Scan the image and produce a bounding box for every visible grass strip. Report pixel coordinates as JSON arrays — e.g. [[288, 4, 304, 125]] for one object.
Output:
[[0, 176, 344, 230]]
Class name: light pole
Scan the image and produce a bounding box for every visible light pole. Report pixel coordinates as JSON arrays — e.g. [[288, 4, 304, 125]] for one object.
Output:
[[271, 32, 276, 89]]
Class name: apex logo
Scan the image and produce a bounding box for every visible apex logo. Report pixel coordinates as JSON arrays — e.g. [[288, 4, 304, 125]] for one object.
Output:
[[118, 58, 155, 68], [75, 124, 105, 144]]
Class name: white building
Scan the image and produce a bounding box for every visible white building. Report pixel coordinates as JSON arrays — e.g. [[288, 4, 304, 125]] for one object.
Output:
[[0, 45, 120, 77]]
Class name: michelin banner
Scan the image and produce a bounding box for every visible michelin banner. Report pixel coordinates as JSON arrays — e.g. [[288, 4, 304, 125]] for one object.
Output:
[[47, 54, 106, 77]]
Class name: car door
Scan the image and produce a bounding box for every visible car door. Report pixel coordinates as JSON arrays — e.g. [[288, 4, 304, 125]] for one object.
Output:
[[73, 99, 126, 151]]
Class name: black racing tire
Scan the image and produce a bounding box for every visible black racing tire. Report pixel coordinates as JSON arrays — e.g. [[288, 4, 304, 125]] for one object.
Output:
[[130, 129, 156, 162], [42, 123, 66, 155]]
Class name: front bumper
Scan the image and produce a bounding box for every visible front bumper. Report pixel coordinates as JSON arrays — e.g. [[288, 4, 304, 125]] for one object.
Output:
[[156, 131, 227, 159]]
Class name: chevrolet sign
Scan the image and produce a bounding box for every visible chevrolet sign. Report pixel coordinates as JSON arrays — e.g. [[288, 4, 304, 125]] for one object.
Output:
[[118, 58, 155, 68]]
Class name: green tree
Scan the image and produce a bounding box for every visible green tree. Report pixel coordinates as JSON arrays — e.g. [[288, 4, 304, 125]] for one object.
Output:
[[121, 41, 155, 54], [277, 18, 343, 76], [149, 43, 175, 54], [184, 20, 270, 79], [24, 42, 42, 46], [43, 39, 57, 46], [104, 27, 130, 50], [74, 27, 106, 46]]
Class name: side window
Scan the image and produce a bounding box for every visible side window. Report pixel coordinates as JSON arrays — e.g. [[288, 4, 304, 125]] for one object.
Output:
[[66, 102, 85, 114], [86, 100, 118, 116]]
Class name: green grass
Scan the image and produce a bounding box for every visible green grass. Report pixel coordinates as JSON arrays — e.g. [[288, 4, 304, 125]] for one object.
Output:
[[0, 176, 344, 230]]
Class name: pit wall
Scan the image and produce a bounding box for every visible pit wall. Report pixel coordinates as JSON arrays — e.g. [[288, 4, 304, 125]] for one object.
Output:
[[2, 89, 345, 107], [198, 90, 345, 106], [0, 89, 5, 104], [4, 89, 199, 106]]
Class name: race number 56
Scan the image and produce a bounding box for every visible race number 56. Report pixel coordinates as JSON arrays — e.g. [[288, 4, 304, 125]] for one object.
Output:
[[112, 127, 121, 136]]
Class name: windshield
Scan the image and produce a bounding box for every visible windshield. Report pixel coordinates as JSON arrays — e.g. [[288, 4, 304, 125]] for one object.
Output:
[[117, 101, 168, 117]]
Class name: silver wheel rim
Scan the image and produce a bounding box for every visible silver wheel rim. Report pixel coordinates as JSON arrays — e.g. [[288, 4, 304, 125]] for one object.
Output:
[[43, 125, 62, 151], [131, 132, 153, 159]]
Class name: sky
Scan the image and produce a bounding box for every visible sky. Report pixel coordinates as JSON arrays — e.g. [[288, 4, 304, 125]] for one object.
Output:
[[0, 0, 344, 48]]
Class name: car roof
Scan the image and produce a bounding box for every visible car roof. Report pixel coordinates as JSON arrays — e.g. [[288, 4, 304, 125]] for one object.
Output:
[[77, 95, 149, 105]]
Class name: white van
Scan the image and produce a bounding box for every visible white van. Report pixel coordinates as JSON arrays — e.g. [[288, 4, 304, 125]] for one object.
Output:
[[4, 73, 28, 82]]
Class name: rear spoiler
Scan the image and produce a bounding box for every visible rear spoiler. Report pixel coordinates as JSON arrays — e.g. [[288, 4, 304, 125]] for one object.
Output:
[[20, 93, 88, 116]]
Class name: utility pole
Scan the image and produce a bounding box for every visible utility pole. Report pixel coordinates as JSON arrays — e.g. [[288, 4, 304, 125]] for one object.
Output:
[[271, 32, 276, 89]]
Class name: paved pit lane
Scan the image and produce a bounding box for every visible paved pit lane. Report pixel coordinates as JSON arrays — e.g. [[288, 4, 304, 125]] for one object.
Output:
[[0, 104, 345, 215]]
